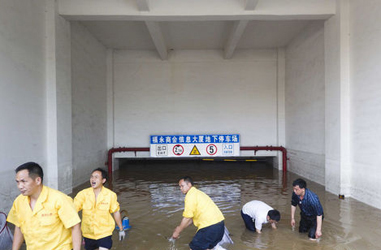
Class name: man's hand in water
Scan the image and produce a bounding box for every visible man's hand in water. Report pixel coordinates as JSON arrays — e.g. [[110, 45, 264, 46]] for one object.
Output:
[[119, 230, 126, 241], [172, 227, 180, 239]]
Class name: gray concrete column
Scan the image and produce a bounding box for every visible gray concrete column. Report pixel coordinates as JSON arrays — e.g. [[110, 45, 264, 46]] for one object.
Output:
[[46, 0, 73, 193], [324, 0, 351, 196]]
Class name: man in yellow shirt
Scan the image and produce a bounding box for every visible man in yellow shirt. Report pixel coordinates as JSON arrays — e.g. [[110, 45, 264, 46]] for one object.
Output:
[[74, 168, 125, 250], [7, 162, 82, 250], [172, 176, 225, 250]]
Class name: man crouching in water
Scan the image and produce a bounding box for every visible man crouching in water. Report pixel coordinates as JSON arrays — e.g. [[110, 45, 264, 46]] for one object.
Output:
[[172, 176, 225, 250]]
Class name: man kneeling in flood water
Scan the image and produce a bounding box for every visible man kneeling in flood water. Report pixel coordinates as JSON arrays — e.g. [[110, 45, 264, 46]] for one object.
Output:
[[241, 200, 281, 233], [172, 176, 225, 250]]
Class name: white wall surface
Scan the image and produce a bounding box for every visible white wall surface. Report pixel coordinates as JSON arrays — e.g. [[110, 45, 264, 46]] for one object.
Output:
[[348, 0, 381, 209], [0, 0, 47, 212], [113, 50, 279, 151], [71, 22, 108, 186], [285, 21, 326, 185]]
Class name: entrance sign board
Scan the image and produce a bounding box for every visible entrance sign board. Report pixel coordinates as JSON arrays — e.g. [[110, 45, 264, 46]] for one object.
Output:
[[150, 134, 240, 157]]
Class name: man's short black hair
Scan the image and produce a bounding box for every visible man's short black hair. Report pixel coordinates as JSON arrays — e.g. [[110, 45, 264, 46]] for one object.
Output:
[[292, 178, 307, 189], [15, 162, 44, 183], [180, 176, 193, 186], [92, 168, 108, 182], [268, 209, 281, 222]]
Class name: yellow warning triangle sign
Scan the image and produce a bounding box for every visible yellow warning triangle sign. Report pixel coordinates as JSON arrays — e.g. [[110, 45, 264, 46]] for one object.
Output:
[[190, 145, 201, 155]]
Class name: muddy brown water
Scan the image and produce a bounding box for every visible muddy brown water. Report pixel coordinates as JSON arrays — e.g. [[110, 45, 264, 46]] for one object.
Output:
[[73, 159, 381, 250]]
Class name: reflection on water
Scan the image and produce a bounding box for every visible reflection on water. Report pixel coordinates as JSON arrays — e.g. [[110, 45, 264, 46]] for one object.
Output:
[[73, 160, 381, 250], [149, 181, 241, 215]]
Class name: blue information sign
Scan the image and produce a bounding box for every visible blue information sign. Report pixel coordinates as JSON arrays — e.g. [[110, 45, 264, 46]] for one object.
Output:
[[150, 134, 240, 157]]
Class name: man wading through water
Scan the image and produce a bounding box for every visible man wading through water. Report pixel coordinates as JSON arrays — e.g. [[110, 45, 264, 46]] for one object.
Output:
[[291, 178, 324, 240]]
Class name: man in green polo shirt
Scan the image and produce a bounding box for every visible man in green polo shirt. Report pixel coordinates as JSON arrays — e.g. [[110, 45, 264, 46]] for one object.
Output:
[[172, 176, 225, 250]]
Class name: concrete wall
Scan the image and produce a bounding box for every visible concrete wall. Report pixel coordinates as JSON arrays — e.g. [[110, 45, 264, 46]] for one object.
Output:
[[71, 22, 108, 186], [0, 0, 47, 212], [348, 0, 381, 208], [0, 1, 105, 212], [285, 21, 326, 185], [323, 0, 381, 210], [112, 50, 280, 153]]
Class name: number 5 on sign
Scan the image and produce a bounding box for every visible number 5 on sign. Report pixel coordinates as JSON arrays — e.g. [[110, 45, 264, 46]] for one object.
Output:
[[206, 144, 217, 155]]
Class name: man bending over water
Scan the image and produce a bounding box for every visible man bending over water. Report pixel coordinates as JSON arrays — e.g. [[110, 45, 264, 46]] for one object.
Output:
[[241, 200, 280, 233], [172, 176, 225, 250]]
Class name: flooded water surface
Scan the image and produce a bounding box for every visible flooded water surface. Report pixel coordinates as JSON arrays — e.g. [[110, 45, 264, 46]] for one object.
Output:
[[78, 160, 381, 250]]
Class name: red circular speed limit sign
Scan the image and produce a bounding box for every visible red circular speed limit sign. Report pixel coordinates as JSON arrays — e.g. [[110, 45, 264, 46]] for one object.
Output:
[[173, 144, 184, 156], [206, 144, 217, 155]]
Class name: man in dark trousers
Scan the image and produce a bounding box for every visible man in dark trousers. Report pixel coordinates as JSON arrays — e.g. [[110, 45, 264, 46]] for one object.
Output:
[[291, 178, 324, 240], [172, 176, 225, 250]]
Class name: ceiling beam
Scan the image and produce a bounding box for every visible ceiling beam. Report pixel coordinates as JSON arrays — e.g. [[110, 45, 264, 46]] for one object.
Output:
[[245, 0, 259, 11], [145, 21, 168, 60], [224, 20, 249, 59], [136, 0, 149, 11], [58, 0, 335, 21], [61, 14, 333, 22]]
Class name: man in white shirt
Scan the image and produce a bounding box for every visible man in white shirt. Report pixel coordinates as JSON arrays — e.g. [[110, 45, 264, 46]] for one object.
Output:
[[241, 200, 280, 233]]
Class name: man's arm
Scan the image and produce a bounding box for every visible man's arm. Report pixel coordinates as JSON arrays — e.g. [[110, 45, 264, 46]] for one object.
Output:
[[71, 223, 82, 250], [291, 205, 297, 227], [12, 226, 24, 250], [113, 210, 123, 231], [113, 210, 126, 241], [315, 215, 323, 238], [172, 217, 193, 239]]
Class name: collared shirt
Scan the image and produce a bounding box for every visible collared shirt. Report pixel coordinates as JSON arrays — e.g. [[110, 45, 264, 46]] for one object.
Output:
[[242, 200, 273, 231], [183, 187, 224, 230], [74, 187, 120, 239], [7, 186, 81, 250], [291, 188, 324, 217]]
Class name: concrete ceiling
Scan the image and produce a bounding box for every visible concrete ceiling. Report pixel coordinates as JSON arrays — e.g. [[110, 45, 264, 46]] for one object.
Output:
[[58, 0, 335, 59]]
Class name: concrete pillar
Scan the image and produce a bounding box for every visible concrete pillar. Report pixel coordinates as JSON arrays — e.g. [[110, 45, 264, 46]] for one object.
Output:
[[107, 49, 114, 150], [277, 48, 286, 171], [324, 0, 351, 196], [45, 0, 73, 193], [106, 49, 118, 171]]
